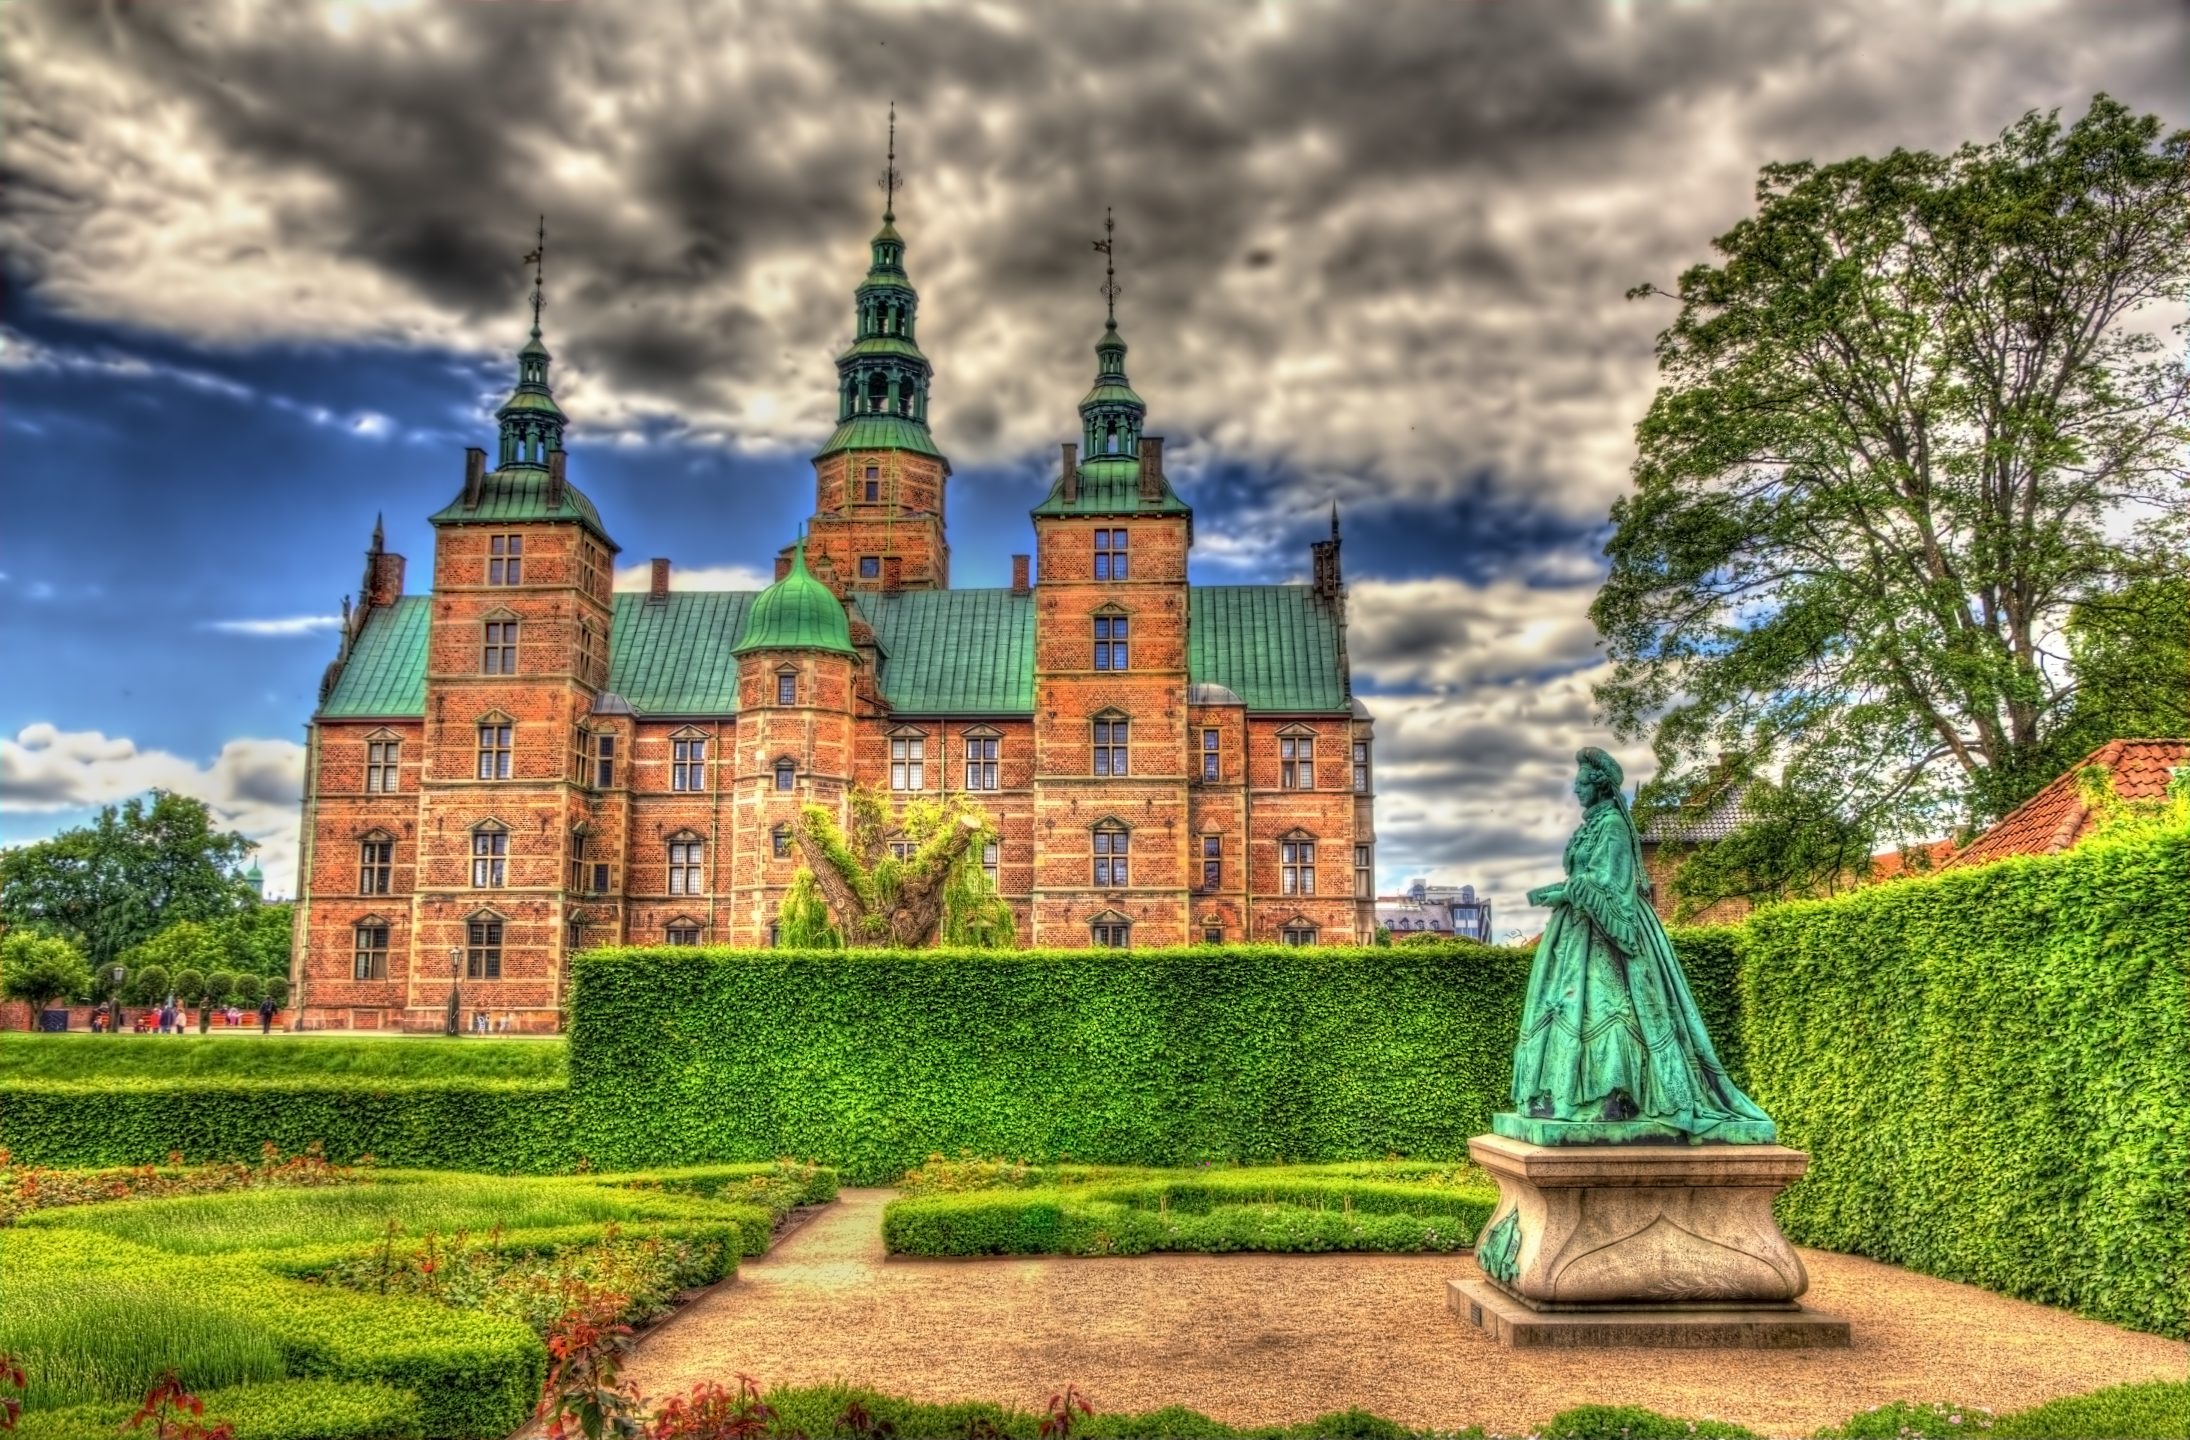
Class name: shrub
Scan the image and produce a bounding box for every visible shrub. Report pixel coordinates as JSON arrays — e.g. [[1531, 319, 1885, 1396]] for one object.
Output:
[[172, 970, 208, 1007], [1, 935, 94, 1016], [203, 972, 237, 1006], [232, 974, 265, 1006], [567, 942, 1559, 1183], [1537, 1407, 1756, 1439], [128, 965, 174, 1007], [1742, 824, 2190, 1336], [11, 1380, 422, 1440], [1988, 1379, 2190, 1439]]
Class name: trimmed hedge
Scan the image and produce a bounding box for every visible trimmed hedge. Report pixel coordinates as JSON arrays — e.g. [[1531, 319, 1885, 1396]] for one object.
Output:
[[568, 943, 1543, 1183], [1743, 825, 2190, 1337], [0, 1079, 573, 1170], [0, 1034, 566, 1082], [1663, 924, 1748, 1091], [14, 1380, 423, 1440]]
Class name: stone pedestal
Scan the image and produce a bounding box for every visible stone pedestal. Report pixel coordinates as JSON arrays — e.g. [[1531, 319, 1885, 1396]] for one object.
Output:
[[1452, 1132, 1849, 1349]]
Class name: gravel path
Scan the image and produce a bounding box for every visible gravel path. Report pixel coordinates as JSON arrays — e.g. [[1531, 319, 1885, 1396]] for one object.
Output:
[[621, 1189, 2188, 1439]]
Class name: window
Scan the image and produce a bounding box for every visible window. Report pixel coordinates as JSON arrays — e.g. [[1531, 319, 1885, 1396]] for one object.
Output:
[[1093, 613, 1129, 670], [1093, 822, 1129, 888], [864, 465, 880, 503], [1202, 926, 1224, 945], [1093, 528, 1129, 581], [888, 840, 918, 861], [890, 734, 925, 790], [1200, 728, 1219, 781], [1091, 920, 1130, 948], [859, 556, 880, 579], [667, 837, 704, 896], [569, 833, 589, 892], [488, 534, 523, 585], [592, 861, 610, 893], [1282, 925, 1318, 947], [359, 837, 392, 895], [477, 723, 512, 779], [466, 920, 502, 979], [471, 827, 508, 888], [568, 919, 583, 953], [1282, 839, 1316, 896], [963, 732, 999, 790], [1092, 718, 1128, 776], [578, 620, 602, 683], [1353, 741, 1370, 794], [981, 841, 999, 889], [594, 734, 617, 788], [483, 621, 519, 675], [1281, 734, 1315, 789], [768, 922, 782, 948], [672, 736, 707, 792], [777, 669, 798, 706], [580, 541, 607, 597], [774, 759, 796, 791], [665, 923, 701, 947], [353, 923, 389, 980], [1200, 835, 1221, 891], [1355, 845, 1373, 899], [366, 738, 399, 793], [772, 823, 793, 859]]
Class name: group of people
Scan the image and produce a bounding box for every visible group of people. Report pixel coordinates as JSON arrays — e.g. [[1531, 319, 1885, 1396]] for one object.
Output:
[[87, 995, 281, 1035], [468, 1009, 517, 1034]]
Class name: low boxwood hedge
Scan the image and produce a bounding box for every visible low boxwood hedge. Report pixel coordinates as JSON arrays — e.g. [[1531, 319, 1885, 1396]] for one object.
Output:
[[12, 1379, 423, 1440]]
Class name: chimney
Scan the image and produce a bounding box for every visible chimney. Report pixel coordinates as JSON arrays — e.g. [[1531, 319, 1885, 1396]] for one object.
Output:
[[774, 552, 793, 582], [462, 447, 486, 510], [1010, 554, 1031, 596], [545, 449, 567, 511], [649, 557, 670, 600], [882, 555, 904, 592], [1138, 436, 1165, 502], [1060, 442, 1078, 504], [367, 552, 407, 610]]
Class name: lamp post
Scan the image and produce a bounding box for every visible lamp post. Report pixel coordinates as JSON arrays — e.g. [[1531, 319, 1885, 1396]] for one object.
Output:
[[445, 946, 462, 1036], [108, 964, 126, 1035]]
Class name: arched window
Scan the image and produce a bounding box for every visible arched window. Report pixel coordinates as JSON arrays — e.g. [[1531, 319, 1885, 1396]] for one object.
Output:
[[1092, 820, 1129, 888]]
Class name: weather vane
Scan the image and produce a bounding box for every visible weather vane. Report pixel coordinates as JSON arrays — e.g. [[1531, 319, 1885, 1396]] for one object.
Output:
[[1093, 206, 1119, 324], [878, 102, 900, 220], [522, 215, 546, 336]]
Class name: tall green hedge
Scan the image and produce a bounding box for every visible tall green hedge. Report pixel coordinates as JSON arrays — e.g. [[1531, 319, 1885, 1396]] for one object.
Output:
[[1741, 825, 2190, 1337], [0, 1080, 572, 1171], [568, 943, 1540, 1184], [1664, 924, 1749, 1091]]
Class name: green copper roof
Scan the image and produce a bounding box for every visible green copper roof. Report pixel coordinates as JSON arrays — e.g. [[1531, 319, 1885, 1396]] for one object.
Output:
[[320, 597, 431, 717], [497, 389, 566, 418], [1031, 457, 1192, 518], [1189, 586, 1348, 711], [856, 271, 916, 293], [428, 465, 616, 546], [815, 414, 947, 462], [855, 589, 1036, 714], [610, 592, 753, 713], [316, 581, 1344, 723], [1079, 379, 1146, 408], [839, 335, 930, 362], [732, 543, 855, 656]]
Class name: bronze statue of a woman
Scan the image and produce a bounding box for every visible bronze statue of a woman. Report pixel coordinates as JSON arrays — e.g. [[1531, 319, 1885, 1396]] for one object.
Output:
[[1501, 747, 1774, 1145]]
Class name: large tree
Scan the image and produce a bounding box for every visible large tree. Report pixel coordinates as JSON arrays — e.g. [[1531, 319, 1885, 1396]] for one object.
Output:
[[1597, 95, 2190, 878], [0, 932, 95, 1016], [0, 791, 259, 965], [783, 786, 1015, 949]]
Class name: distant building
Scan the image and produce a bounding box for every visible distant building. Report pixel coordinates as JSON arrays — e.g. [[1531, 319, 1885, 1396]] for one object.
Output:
[[1377, 880, 1492, 942], [1942, 739, 2186, 870]]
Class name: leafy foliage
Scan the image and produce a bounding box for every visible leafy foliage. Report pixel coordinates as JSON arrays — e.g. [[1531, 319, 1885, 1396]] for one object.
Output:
[[1598, 95, 2190, 886], [0, 794, 260, 967], [566, 941, 1549, 1184], [775, 870, 841, 950], [1741, 822, 2190, 1337], [0, 936, 93, 1016], [11, 1381, 421, 1440], [783, 787, 1014, 949]]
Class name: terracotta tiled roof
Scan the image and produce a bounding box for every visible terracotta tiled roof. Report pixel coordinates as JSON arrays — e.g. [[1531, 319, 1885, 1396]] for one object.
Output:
[[1866, 839, 1958, 882], [1943, 739, 2189, 870]]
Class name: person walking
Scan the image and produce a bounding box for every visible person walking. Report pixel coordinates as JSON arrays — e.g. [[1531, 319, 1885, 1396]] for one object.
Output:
[[258, 995, 277, 1034]]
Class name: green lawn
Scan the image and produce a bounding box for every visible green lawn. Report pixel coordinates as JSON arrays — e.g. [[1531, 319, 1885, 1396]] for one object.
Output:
[[0, 1032, 566, 1082]]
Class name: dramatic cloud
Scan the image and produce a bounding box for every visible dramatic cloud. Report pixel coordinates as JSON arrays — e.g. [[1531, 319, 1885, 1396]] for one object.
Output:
[[205, 615, 344, 637], [612, 560, 773, 593], [0, 723, 305, 897], [5, 0, 2181, 521]]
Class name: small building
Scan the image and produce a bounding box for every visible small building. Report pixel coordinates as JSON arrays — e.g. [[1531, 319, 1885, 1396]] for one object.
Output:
[[1941, 739, 2187, 870], [1377, 881, 1493, 941]]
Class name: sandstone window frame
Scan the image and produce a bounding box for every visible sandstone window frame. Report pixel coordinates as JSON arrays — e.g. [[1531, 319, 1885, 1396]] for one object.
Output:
[[470, 822, 509, 888], [475, 715, 514, 780], [1090, 909, 1131, 948], [1092, 605, 1130, 671], [1202, 924, 1224, 945], [578, 617, 603, 684], [1353, 740, 1371, 794], [488, 533, 524, 586], [1280, 917, 1319, 947], [771, 823, 794, 859], [889, 727, 927, 791], [1200, 833, 1221, 891], [568, 828, 591, 893], [671, 728, 709, 792], [1280, 830, 1317, 896], [1092, 818, 1131, 889], [981, 840, 1000, 889], [358, 830, 394, 895], [481, 610, 520, 675], [1200, 727, 1219, 782], [863, 464, 881, 502], [1093, 528, 1129, 581], [1354, 844, 1373, 899], [962, 725, 1001, 791], [773, 757, 797, 791], [776, 666, 799, 707], [364, 729, 401, 793], [352, 917, 391, 980], [1278, 725, 1318, 789], [1091, 710, 1129, 777], [859, 555, 881, 579], [664, 917, 703, 946], [666, 832, 705, 897], [592, 731, 617, 788], [464, 910, 505, 979]]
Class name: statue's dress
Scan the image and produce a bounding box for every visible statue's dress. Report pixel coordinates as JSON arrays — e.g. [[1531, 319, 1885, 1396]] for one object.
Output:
[[1510, 800, 1771, 1140]]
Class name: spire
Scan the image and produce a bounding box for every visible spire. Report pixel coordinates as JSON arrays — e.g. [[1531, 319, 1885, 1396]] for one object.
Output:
[[1079, 205, 1146, 462], [497, 216, 567, 469], [370, 511, 385, 554], [817, 109, 944, 462]]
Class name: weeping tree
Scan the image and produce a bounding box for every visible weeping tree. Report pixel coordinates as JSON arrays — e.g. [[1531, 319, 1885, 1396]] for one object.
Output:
[[778, 785, 1016, 949]]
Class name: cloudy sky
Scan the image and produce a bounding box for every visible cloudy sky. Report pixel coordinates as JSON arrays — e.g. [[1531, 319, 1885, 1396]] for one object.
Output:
[[3, 0, 2184, 933]]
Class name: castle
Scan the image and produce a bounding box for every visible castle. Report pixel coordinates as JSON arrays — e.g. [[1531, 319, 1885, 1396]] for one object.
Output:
[[290, 191, 1376, 1033]]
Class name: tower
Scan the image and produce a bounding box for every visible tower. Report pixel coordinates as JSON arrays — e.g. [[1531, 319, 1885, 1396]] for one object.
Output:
[[806, 107, 951, 593], [1027, 210, 1196, 947]]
